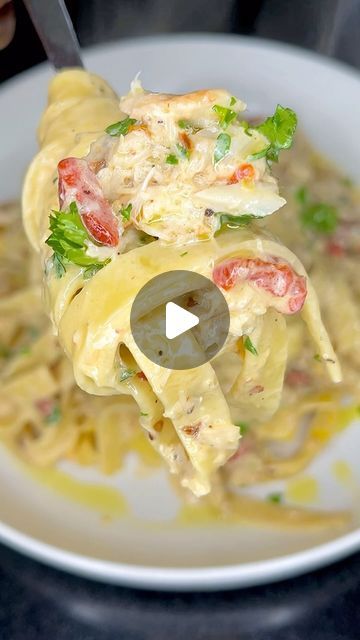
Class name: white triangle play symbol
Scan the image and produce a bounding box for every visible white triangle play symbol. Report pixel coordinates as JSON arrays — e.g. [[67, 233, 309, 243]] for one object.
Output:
[[165, 301, 199, 340]]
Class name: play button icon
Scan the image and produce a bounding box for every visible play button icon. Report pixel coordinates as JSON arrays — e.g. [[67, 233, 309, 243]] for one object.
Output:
[[130, 270, 230, 370], [165, 302, 199, 340]]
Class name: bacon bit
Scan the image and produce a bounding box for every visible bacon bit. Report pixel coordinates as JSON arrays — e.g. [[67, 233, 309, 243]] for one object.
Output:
[[58, 157, 119, 247], [213, 256, 307, 315], [186, 295, 197, 308], [35, 398, 55, 417], [249, 385, 264, 396], [285, 369, 311, 388], [228, 163, 255, 185], [154, 420, 164, 433], [179, 132, 192, 151], [89, 159, 107, 174], [326, 240, 345, 257], [182, 422, 201, 437], [137, 371, 147, 381]]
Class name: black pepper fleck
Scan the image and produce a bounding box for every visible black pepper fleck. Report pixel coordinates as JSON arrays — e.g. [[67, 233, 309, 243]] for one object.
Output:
[[204, 208, 214, 217]]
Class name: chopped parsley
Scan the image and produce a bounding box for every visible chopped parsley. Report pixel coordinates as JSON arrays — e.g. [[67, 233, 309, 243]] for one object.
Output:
[[119, 368, 136, 382], [105, 116, 137, 136], [239, 120, 253, 137], [166, 154, 179, 165], [295, 185, 309, 206], [243, 335, 258, 356], [140, 412, 149, 417], [248, 105, 297, 163], [217, 213, 260, 230], [176, 143, 190, 160], [230, 96, 237, 107], [180, 251, 188, 257], [214, 133, 231, 164], [45, 202, 110, 278], [119, 203, 132, 221], [314, 353, 322, 362], [212, 104, 237, 129], [178, 119, 201, 134], [300, 202, 338, 234], [235, 422, 249, 436], [83, 259, 111, 279], [267, 492, 283, 504], [45, 405, 61, 425]]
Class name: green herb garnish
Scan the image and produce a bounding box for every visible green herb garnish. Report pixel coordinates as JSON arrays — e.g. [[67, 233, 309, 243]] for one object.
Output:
[[83, 259, 111, 279], [235, 422, 249, 435], [314, 353, 322, 362], [239, 120, 253, 137], [105, 116, 137, 136], [214, 133, 231, 164], [178, 119, 201, 134], [212, 104, 237, 129], [180, 251, 188, 257], [217, 213, 259, 230], [243, 335, 258, 356], [295, 185, 309, 206], [140, 412, 149, 417], [119, 369, 136, 382], [166, 154, 179, 165], [300, 202, 338, 234], [176, 143, 190, 160], [45, 405, 61, 425], [45, 202, 110, 277], [267, 492, 283, 504], [120, 203, 132, 221], [249, 105, 297, 163], [230, 96, 236, 107]]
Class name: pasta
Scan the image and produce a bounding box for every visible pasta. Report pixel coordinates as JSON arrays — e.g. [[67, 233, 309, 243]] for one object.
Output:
[[20, 69, 343, 498], [1, 69, 357, 529]]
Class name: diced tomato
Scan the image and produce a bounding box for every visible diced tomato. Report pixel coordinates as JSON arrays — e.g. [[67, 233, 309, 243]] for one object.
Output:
[[285, 369, 311, 388], [58, 157, 119, 247], [179, 132, 192, 150], [213, 256, 307, 315], [228, 163, 255, 185], [326, 240, 345, 257]]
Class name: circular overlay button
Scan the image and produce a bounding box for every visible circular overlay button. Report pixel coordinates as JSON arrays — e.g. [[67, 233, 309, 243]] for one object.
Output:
[[130, 270, 230, 370]]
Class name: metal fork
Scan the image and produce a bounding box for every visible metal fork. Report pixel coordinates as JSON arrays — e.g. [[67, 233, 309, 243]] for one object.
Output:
[[23, 0, 83, 69]]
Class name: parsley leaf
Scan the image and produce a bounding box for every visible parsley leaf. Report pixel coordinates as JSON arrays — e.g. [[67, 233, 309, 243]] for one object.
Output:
[[52, 253, 67, 278], [214, 133, 231, 164], [176, 143, 190, 160], [235, 422, 249, 435], [267, 492, 283, 504], [212, 104, 237, 129], [119, 203, 132, 221], [166, 154, 179, 165], [105, 116, 137, 136], [314, 353, 322, 362], [180, 251, 188, 257], [250, 105, 297, 163], [45, 202, 110, 276], [295, 185, 309, 206], [243, 335, 258, 356], [217, 213, 259, 230], [239, 120, 253, 137], [230, 96, 236, 107], [140, 411, 148, 417], [119, 368, 136, 382], [300, 202, 338, 234]]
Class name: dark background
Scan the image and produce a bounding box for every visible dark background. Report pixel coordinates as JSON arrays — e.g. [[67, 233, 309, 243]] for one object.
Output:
[[1, 0, 360, 83], [1, 1, 360, 638]]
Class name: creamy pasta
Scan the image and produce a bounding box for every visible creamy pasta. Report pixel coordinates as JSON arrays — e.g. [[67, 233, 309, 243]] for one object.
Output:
[[0, 69, 356, 528], [20, 69, 344, 498]]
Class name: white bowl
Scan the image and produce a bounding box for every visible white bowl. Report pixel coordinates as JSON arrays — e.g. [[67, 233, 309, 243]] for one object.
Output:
[[1, 34, 360, 591]]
